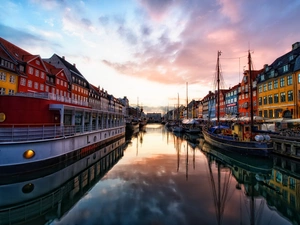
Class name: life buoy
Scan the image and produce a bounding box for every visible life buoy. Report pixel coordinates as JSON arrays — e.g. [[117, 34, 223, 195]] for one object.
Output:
[[245, 133, 251, 139]]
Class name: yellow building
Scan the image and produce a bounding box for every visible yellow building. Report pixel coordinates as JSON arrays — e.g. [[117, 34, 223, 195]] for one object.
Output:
[[257, 42, 300, 119], [0, 52, 19, 95], [294, 61, 300, 118]]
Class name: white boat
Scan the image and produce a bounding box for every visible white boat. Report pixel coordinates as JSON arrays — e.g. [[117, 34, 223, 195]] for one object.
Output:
[[0, 93, 126, 176]]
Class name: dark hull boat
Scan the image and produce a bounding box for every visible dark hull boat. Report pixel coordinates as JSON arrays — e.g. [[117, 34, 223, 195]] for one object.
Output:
[[203, 51, 273, 157], [202, 128, 273, 157]]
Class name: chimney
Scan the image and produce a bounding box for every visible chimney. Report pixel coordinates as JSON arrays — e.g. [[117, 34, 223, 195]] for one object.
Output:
[[62, 56, 65, 60], [73, 63, 76, 67], [292, 42, 300, 50]]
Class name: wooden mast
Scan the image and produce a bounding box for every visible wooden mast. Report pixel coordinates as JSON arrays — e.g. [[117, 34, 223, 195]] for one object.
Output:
[[248, 51, 254, 134], [217, 51, 222, 126]]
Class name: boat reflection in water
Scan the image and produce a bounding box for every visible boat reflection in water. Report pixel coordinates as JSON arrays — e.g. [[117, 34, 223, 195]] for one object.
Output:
[[200, 139, 289, 225], [0, 136, 126, 225]]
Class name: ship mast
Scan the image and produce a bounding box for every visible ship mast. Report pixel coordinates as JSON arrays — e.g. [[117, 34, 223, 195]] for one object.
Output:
[[248, 51, 254, 134], [217, 51, 222, 126]]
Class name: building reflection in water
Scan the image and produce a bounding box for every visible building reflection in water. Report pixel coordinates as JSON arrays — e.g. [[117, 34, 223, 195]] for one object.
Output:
[[199, 137, 300, 225], [0, 136, 126, 225]]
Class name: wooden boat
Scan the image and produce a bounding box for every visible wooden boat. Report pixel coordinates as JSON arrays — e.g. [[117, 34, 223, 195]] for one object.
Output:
[[202, 51, 273, 156]]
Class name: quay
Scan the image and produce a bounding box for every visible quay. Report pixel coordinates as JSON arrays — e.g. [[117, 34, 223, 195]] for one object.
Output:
[[271, 134, 300, 159]]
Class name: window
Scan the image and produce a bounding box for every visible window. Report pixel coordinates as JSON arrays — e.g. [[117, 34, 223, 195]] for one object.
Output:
[[288, 90, 293, 101], [56, 79, 60, 85], [287, 75, 292, 85], [9, 75, 15, 83], [280, 92, 286, 102], [40, 84, 44, 91], [28, 67, 33, 74], [45, 85, 49, 92], [264, 110, 268, 118], [263, 96, 267, 104], [28, 80, 32, 88], [289, 177, 295, 190], [280, 77, 285, 87], [263, 83, 267, 91], [274, 94, 279, 103], [19, 65, 24, 72], [283, 64, 288, 72], [35, 70, 39, 77], [269, 109, 273, 118], [20, 78, 26, 86], [298, 74, 300, 83], [274, 79, 278, 88], [258, 85, 262, 93], [41, 72, 45, 79], [0, 72, 6, 81], [268, 95, 273, 104], [0, 87, 5, 95], [258, 97, 262, 105], [268, 81, 272, 90], [8, 89, 14, 95], [36, 59, 40, 65], [34, 82, 38, 89]]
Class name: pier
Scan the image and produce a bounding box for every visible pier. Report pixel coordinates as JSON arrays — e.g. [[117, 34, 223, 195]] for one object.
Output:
[[271, 134, 300, 159]]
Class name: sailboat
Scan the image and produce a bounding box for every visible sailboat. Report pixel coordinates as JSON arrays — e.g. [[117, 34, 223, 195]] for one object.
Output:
[[172, 93, 184, 133], [202, 51, 273, 156]]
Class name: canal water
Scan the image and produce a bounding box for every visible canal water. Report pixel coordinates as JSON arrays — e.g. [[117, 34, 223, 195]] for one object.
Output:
[[1, 124, 299, 225]]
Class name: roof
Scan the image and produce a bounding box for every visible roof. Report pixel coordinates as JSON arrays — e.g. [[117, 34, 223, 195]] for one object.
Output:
[[0, 37, 32, 62]]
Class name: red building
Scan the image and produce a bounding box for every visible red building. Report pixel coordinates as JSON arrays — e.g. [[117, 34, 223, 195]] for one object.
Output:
[[238, 69, 261, 117]]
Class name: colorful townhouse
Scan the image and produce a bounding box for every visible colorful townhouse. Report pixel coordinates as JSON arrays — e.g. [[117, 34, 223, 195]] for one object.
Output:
[[238, 69, 261, 117], [0, 37, 50, 95], [225, 84, 239, 116], [44, 54, 90, 107], [257, 42, 300, 119], [0, 40, 18, 95]]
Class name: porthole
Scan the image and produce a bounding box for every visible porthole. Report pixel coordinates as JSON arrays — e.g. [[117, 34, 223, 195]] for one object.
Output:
[[0, 113, 5, 122], [22, 183, 34, 193], [23, 150, 35, 159]]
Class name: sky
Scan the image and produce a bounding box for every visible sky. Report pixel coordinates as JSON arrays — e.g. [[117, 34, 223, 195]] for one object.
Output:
[[1, 0, 300, 114]]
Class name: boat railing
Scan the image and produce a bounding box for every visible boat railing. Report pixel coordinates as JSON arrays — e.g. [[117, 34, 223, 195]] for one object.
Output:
[[0, 123, 125, 142], [0, 125, 76, 142], [15, 92, 89, 107]]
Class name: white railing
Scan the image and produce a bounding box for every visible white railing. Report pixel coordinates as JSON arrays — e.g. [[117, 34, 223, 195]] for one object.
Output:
[[0, 122, 125, 143], [0, 125, 76, 142], [15, 92, 89, 107]]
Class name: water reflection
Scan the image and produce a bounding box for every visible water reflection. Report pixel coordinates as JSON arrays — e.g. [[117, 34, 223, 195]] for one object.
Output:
[[0, 137, 126, 225], [2, 124, 299, 225]]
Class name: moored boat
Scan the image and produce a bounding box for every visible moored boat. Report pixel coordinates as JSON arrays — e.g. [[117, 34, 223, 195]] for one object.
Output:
[[0, 93, 126, 176], [203, 51, 273, 156]]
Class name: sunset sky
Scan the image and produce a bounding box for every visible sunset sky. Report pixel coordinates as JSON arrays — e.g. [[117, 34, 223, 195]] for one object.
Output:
[[1, 0, 300, 113]]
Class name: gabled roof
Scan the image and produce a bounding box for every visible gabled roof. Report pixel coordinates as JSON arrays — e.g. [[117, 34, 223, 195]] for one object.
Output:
[[0, 37, 32, 63], [43, 61, 67, 80], [53, 54, 85, 79]]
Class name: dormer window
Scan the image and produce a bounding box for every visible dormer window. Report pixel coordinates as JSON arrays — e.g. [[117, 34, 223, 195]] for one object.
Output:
[[283, 65, 289, 72], [289, 55, 294, 61]]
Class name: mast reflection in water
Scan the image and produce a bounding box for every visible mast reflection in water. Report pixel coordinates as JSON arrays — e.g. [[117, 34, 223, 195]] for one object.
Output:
[[1, 124, 299, 225]]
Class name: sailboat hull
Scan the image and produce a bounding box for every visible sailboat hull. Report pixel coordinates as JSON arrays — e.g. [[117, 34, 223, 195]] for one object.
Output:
[[202, 129, 273, 157]]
